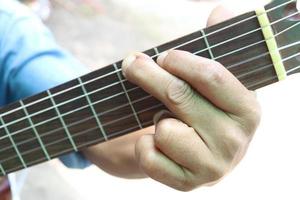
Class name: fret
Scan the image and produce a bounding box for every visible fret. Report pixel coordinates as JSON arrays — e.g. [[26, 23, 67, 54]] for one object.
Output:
[[22, 92, 74, 157], [80, 64, 141, 139], [200, 29, 215, 59], [113, 63, 143, 129], [78, 77, 108, 140], [47, 90, 78, 152], [19, 100, 51, 161], [48, 70, 122, 147], [153, 47, 160, 56], [100, 104, 142, 139], [125, 86, 166, 125], [202, 9, 277, 90], [156, 30, 210, 58], [206, 14, 261, 58], [0, 116, 27, 168], [0, 163, 6, 176]]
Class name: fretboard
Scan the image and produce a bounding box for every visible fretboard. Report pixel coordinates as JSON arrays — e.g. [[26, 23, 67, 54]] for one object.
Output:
[[0, 1, 299, 175]]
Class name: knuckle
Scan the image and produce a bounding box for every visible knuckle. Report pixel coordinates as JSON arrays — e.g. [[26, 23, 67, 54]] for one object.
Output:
[[224, 133, 247, 161], [249, 103, 262, 126], [138, 149, 156, 174], [154, 119, 174, 146], [204, 162, 227, 183], [159, 50, 179, 68], [178, 179, 196, 192], [208, 166, 226, 183], [201, 61, 225, 86], [243, 100, 262, 134], [166, 78, 194, 107], [125, 58, 147, 81]]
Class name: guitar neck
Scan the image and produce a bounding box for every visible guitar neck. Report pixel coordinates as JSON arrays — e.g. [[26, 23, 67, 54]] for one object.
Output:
[[0, 0, 299, 175]]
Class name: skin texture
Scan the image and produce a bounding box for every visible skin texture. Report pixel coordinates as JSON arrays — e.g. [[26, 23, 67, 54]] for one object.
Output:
[[82, 4, 262, 191]]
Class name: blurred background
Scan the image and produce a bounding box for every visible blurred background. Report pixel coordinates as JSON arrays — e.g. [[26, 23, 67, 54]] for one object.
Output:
[[11, 0, 300, 199]]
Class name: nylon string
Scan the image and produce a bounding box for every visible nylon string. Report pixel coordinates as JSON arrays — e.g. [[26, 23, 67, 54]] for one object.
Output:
[[0, 0, 300, 170]]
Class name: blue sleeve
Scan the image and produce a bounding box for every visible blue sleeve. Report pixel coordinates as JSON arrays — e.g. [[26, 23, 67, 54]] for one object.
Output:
[[0, 0, 91, 169]]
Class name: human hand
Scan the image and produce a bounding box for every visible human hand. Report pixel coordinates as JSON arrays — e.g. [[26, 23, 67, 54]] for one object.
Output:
[[121, 6, 261, 191]]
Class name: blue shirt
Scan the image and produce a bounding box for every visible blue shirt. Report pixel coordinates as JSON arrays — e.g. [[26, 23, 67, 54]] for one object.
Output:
[[0, 0, 90, 168]]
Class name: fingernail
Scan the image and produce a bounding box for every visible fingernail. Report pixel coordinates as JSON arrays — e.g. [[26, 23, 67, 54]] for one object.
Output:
[[122, 54, 137, 77], [153, 110, 174, 125], [157, 51, 168, 65]]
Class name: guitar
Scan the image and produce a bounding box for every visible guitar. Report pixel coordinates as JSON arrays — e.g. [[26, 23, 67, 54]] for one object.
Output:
[[0, 177, 10, 200], [0, 0, 299, 182]]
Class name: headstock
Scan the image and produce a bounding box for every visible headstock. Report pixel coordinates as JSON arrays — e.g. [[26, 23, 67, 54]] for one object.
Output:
[[266, 0, 300, 75]]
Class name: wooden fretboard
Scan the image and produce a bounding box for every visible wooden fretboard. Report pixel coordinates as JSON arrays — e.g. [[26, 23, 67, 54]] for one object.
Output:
[[0, 0, 299, 175]]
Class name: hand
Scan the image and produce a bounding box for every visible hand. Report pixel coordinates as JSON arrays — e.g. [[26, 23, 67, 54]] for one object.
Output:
[[121, 7, 261, 191]]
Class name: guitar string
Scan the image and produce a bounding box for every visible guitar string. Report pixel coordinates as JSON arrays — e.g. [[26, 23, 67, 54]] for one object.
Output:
[[0, 38, 300, 165], [0, 16, 299, 147], [0, 8, 299, 133], [185, 10, 300, 57], [2, 58, 300, 166], [0, 103, 164, 164], [0, 0, 296, 120], [0, 23, 299, 148], [1, 119, 155, 174], [0, 2, 300, 167]]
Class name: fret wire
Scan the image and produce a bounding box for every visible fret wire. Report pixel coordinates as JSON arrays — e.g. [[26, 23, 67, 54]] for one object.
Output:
[[5, 13, 278, 134], [3, 119, 154, 174], [200, 29, 215, 59], [0, 79, 126, 131], [1, 26, 300, 145], [0, 2, 298, 158], [0, 102, 163, 164], [0, 163, 6, 175], [3, 67, 278, 165], [113, 63, 143, 129], [0, 116, 27, 168], [0, 0, 296, 173], [0, 62, 283, 165], [19, 100, 51, 160], [47, 90, 78, 152], [0, 95, 153, 154], [0, 0, 295, 121], [0, 63, 288, 167], [0, 30, 275, 132], [5, 41, 294, 156], [0, 86, 138, 142], [78, 77, 108, 140], [44, 104, 162, 151], [153, 47, 159, 55], [0, 60, 278, 167]]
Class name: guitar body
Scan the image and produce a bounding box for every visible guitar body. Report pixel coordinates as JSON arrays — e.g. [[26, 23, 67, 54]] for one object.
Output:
[[0, 177, 11, 200]]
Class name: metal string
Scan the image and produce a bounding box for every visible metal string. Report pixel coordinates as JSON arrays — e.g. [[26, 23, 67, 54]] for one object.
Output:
[[0, 0, 296, 121], [1, 37, 300, 166], [1, 7, 299, 132], [0, 14, 300, 151], [1, 0, 300, 170]]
